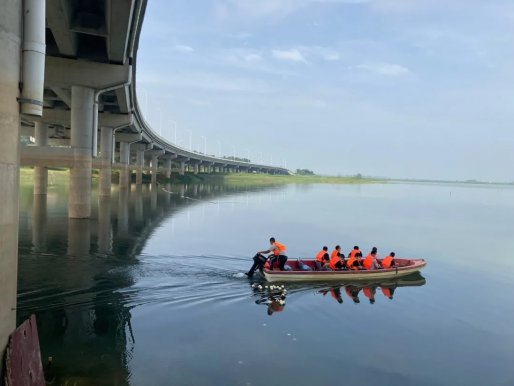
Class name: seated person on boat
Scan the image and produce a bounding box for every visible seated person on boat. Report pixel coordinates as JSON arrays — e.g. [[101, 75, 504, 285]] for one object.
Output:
[[259, 237, 288, 271], [348, 246, 361, 260], [381, 252, 396, 268], [363, 247, 382, 270], [315, 246, 329, 270], [329, 245, 345, 270]]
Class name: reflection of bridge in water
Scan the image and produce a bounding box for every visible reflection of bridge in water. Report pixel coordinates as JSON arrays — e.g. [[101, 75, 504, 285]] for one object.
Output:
[[16, 182, 283, 384]]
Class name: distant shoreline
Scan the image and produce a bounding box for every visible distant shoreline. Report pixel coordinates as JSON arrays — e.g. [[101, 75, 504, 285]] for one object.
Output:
[[18, 167, 513, 187]]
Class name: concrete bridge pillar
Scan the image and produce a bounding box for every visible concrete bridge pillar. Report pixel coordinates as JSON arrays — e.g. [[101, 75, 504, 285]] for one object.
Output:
[[151, 155, 159, 184], [136, 150, 144, 185], [193, 163, 199, 175], [33, 122, 48, 194], [164, 158, 172, 179], [119, 141, 131, 189], [99, 126, 113, 196], [179, 161, 186, 176], [69, 85, 94, 218], [0, 0, 21, 360]]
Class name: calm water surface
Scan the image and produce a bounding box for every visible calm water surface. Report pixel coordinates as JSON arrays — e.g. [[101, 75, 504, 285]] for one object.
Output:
[[17, 180, 514, 385]]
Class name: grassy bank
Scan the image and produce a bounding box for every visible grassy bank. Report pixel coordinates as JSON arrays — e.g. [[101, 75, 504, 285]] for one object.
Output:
[[203, 173, 380, 186], [20, 167, 70, 185], [19, 167, 380, 186]]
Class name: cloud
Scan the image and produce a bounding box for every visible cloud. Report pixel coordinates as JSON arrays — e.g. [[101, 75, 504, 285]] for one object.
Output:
[[173, 45, 194, 53], [272, 49, 308, 63], [354, 62, 409, 76]]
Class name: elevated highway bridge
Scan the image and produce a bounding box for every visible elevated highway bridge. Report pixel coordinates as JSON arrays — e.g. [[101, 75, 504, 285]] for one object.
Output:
[[0, 0, 289, 364]]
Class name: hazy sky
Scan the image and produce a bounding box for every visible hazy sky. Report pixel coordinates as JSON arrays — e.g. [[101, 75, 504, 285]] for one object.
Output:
[[137, 0, 514, 181]]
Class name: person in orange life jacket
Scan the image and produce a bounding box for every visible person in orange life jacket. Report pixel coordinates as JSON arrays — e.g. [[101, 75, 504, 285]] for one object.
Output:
[[329, 245, 345, 270], [346, 251, 363, 270], [259, 237, 288, 271], [348, 246, 361, 259], [345, 285, 361, 303], [315, 246, 329, 270], [381, 286, 396, 300], [381, 252, 396, 268], [363, 286, 377, 304], [363, 247, 382, 270]]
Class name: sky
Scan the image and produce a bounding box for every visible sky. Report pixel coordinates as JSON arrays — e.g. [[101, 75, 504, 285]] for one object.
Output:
[[136, 0, 514, 181]]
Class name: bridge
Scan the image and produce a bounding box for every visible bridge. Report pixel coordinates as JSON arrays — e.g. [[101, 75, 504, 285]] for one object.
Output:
[[0, 0, 289, 366]]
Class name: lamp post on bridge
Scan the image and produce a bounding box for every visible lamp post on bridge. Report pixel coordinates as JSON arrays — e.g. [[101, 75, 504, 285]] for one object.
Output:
[[186, 128, 192, 150], [169, 120, 177, 143], [200, 135, 207, 155], [217, 141, 222, 157]]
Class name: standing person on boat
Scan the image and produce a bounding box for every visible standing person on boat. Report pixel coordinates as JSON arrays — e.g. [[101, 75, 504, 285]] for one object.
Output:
[[381, 252, 396, 268], [329, 245, 345, 270], [315, 246, 329, 270], [257, 237, 288, 271], [363, 247, 382, 270]]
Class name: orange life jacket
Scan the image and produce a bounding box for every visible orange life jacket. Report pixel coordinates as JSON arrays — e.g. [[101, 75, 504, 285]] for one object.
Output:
[[316, 250, 327, 262], [349, 249, 360, 258], [346, 256, 358, 270], [363, 287, 372, 299], [382, 255, 394, 268], [363, 254, 374, 270], [329, 250, 341, 269], [329, 255, 341, 270], [273, 242, 286, 256]]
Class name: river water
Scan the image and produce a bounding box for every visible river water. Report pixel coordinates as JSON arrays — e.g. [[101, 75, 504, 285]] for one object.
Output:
[[17, 179, 514, 386]]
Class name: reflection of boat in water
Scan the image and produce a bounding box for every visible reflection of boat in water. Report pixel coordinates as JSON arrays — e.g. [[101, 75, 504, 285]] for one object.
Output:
[[251, 272, 426, 313], [263, 258, 426, 282]]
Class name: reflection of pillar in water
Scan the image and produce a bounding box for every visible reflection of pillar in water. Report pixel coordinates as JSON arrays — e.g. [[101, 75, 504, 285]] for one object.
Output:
[[34, 122, 48, 195], [180, 185, 185, 198], [67, 218, 91, 257], [164, 183, 171, 206], [32, 194, 47, 252], [193, 184, 199, 197], [97, 196, 112, 254], [135, 185, 144, 222], [117, 189, 129, 235], [150, 183, 158, 212]]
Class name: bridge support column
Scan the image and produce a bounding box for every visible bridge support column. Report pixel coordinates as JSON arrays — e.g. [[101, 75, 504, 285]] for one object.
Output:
[[99, 126, 113, 196], [164, 158, 172, 179], [0, 0, 22, 357], [69, 85, 94, 218], [136, 150, 144, 185], [193, 163, 199, 175], [119, 141, 130, 189], [33, 122, 48, 195], [179, 161, 186, 176], [151, 155, 158, 184]]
